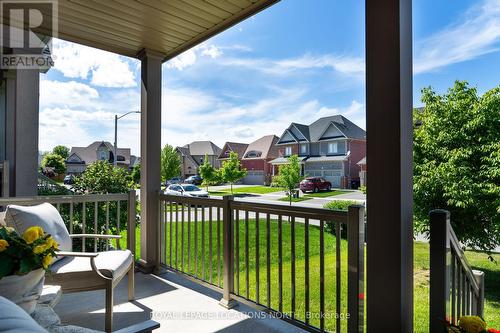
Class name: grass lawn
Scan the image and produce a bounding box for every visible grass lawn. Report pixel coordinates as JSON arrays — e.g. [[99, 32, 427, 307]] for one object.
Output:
[[278, 196, 313, 203], [209, 186, 283, 196], [122, 222, 500, 332], [304, 190, 350, 198]]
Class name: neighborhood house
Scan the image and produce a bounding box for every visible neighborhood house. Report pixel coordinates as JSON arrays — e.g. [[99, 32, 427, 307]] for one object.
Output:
[[65, 141, 136, 174], [177, 141, 222, 178], [270, 115, 366, 188]]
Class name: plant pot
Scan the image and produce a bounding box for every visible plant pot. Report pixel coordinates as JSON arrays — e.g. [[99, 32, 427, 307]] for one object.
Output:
[[0, 268, 45, 314]]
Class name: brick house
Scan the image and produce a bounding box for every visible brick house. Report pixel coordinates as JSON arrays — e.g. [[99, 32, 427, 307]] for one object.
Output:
[[270, 115, 366, 189], [177, 141, 222, 178]]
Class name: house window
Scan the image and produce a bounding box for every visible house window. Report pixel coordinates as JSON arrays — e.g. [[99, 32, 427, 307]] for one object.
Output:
[[99, 151, 107, 160], [300, 144, 307, 154], [285, 146, 292, 156], [328, 142, 338, 154], [245, 150, 262, 158]]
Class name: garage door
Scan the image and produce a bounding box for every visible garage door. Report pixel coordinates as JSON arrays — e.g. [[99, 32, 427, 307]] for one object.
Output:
[[243, 170, 265, 185], [322, 171, 341, 188]]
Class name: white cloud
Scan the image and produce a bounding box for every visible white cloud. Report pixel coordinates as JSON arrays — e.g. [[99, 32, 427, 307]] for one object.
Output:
[[51, 39, 137, 87], [166, 44, 222, 70], [40, 80, 99, 107], [414, 0, 500, 73]]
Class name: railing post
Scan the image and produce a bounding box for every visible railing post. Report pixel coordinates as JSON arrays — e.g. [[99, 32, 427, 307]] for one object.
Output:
[[473, 270, 485, 317], [220, 195, 237, 309], [347, 205, 365, 333], [430, 209, 451, 332], [127, 190, 137, 255]]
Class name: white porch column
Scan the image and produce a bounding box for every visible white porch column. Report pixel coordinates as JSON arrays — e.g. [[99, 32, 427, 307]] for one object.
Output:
[[138, 49, 163, 272], [366, 0, 413, 332], [4, 69, 39, 196]]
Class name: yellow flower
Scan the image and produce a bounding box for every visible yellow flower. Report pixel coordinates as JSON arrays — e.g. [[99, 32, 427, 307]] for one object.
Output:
[[0, 239, 9, 252], [33, 244, 46, 254], [459, 316, 486, 333], [23, 226, 44, 244], [46, 236, 58, 250], [42, 254, 53, 269]]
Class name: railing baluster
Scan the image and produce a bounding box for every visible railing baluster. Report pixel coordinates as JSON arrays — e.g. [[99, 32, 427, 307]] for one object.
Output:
[[320, 220, 325, 332], [116, 200, 121, 249], [347, 205, 364, 333], [266, 213, 271, 309], [235, 209, 240, 295], [105, 201, 109, 250], [162, 200, 167, 264], [457, 264, 462, 318], [461, 269, 466, 316], [291, 216, 295, 319], [209, 206, 213, 284], [194, 204, 198, 277], [82, 202, 86, 252], [278, 215, 283, 313], [201, 205, 205, 280], [69, 201, 74, 235], [217, 206, 221, 287], [128, 191, 136, 256], [466, 283, 471, 315], [304, 217, 309, 324], [336, 222, 341, 333], [169, 202, 173, 267], [94, 201, 98, 252], [181, 203, 185, 270], [175, 202, 178, 269], [245, 210, 249, 299], [255, 212, 260, 304], [187, 203, 191, 274], [160, 200, 165, 264]]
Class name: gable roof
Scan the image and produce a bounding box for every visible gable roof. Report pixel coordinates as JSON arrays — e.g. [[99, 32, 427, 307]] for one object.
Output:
[[218, 142, 249, 159], [309, 115, 366, 141], [183, 141, 222, 156], [67, 141, 131, 165], [177, 146, 199, 166], [291, 123, 310, 141], [243, 135, 279, 159]]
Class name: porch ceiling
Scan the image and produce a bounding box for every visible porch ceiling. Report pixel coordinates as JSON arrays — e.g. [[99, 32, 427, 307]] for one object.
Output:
[[32, 0, 279, 60]]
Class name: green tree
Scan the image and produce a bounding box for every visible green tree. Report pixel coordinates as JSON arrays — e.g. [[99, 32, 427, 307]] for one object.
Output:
[[41, 153, 66, 175], [130, 163, 141, 185], [276, 155, 303, 205], [219, 151, 246, 194], [52, 145, 70, 159], [73, 160, 129, 194], [414, 81, 500, 252], [161, 144, 181, 182], [199, 154, 218, 191]]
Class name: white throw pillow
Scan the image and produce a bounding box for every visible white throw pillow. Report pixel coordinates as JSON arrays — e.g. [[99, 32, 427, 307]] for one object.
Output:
[[5, 203, 72, 262]]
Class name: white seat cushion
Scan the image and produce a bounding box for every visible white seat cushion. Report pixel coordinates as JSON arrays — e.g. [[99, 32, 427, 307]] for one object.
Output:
[[50, 250, 133, 280], [5, 203, 72, 262]]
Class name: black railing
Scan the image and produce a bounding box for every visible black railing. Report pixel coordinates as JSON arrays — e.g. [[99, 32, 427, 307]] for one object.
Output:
[[430, 209, 485, 332], [159, 194, 365, 333]]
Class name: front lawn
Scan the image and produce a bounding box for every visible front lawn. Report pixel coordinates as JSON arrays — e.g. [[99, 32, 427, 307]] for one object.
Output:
[[304, 190, 349, 198], [122, 222, 500, 332], [278, 196, 312, 203], [210, 186, 284, 196]]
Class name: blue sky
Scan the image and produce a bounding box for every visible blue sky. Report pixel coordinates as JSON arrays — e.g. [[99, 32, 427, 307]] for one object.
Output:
[[39, 0, 500, 155]]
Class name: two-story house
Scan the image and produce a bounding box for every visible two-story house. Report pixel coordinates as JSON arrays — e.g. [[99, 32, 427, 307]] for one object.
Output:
[[65, 141, 133, 174], [177, 141, 222, 178], [270, 115, 366, 188]]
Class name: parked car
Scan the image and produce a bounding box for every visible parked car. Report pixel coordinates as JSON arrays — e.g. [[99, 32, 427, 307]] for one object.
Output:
[[299, 177, 332, 193], [165, 177, 183, 186], [63, 174, 75, 185], [164, 184, 209, 198], [184, 175, 202, 185]]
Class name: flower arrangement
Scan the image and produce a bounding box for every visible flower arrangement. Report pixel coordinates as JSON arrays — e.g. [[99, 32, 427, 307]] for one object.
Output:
[[447, 316, 499, 333], [0, 225, 59, 278]]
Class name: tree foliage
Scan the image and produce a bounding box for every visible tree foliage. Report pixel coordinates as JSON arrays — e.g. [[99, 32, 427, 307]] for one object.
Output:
[[130, 163, 141, 185], [161, 144, 181, 182], [276, 155, 303, 205], [52, 145, 70, 159], [199, 154, 219, 191], [41, 153, 66, 174], [73, 160, 130, 194], [219, 151, 246, 193], [414, 81, 500, 252]]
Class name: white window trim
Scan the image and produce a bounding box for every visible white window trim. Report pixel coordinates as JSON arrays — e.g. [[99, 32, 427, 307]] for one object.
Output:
[[328, 142, 338, 154], [285, 146, 292, 156], [300, 144, 307, 154]]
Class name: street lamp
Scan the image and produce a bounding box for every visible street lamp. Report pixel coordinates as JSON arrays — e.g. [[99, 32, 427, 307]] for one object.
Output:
[[114, 110, 140, 166]]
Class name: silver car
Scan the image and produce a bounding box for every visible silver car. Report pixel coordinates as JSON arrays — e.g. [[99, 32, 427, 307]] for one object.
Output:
[[164, 184, 209, 198]]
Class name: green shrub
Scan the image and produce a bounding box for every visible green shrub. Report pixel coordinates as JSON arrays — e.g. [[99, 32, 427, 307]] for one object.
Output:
[[323, 200, 364, 236], [359, 185, 366, 194]]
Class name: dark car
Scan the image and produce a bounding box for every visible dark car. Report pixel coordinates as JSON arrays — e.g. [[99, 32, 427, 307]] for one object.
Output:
[[165, 177, 183, 186], [63, 174, 75, 185], [299, 177, 332, 193], [185, 175, 203, 185]]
